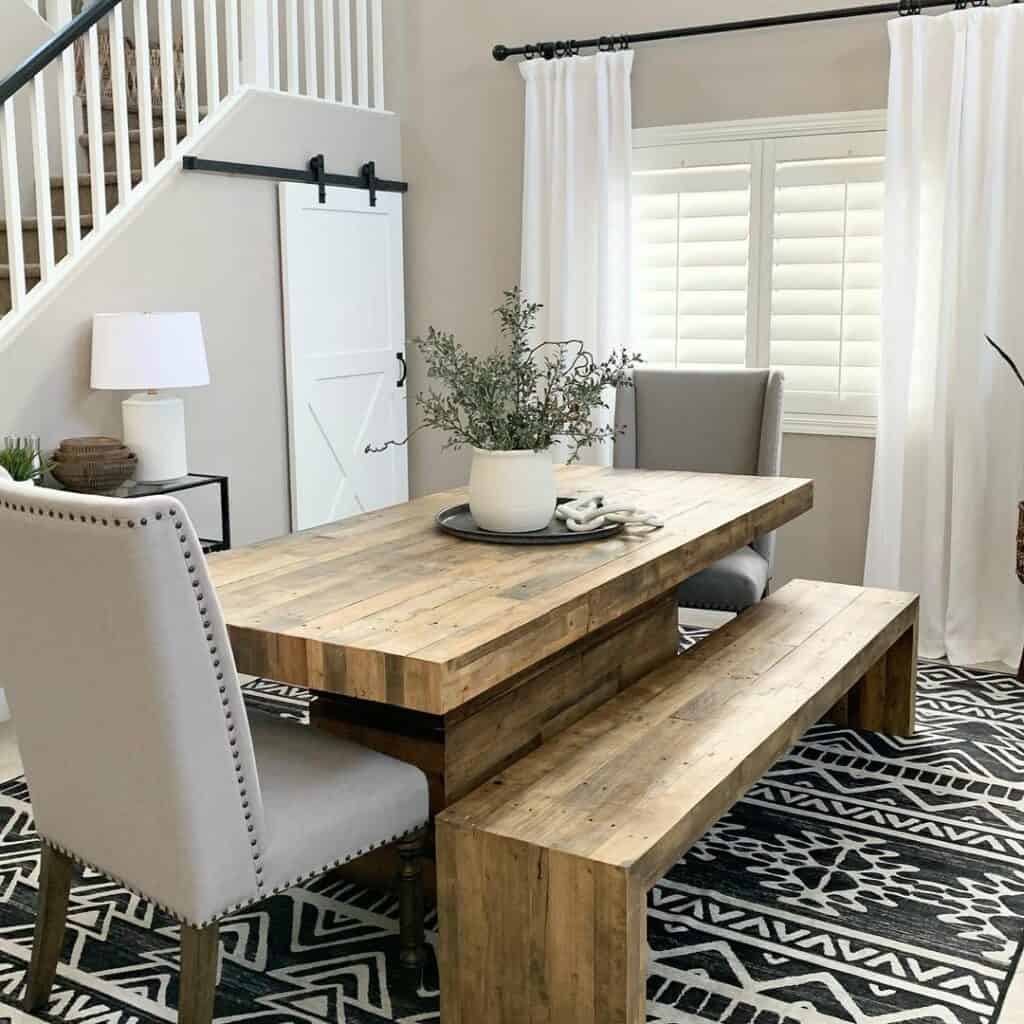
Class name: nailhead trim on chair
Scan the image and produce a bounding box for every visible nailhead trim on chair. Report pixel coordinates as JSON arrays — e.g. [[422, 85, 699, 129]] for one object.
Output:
[[40, 820, 429, 928], [2, 499, 429, 928], [161, 504, 268, 900]]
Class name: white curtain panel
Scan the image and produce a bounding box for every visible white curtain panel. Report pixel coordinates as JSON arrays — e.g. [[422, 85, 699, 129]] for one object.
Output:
[[866, 7, 1024, 665], [520, 51, 634, 465]]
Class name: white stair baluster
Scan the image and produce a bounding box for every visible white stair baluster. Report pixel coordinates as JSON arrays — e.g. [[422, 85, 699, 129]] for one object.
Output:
[[133, 0, 156, 181], [268, 0, 280, 90], [204, 0, 221, 111], [30, 78, 56, 282], [0, 100, 26, 312], [158, 0, 178, 160], [339, 0, 352, 105], [371, 0, 383, 109], [109, 4, 133, 205], [285, 0, 300, 93], [84, 23, 107, 230], [356, 0, 368, 108], [225, 0, 241, 94], [55, 4, 81, 258], [322, 0, 336, 102], [303, 0, 318, 98], [182, 0, 201, 134]]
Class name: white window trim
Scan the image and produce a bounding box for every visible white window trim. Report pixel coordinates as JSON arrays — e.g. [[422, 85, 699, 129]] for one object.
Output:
[[634, 110, 887, 439]]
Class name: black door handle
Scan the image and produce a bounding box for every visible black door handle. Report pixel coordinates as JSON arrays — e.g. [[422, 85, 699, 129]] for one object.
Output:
[[396, 352, 408, 388]]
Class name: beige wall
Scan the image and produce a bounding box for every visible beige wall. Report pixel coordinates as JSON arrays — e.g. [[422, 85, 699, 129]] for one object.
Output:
[[396, 0, 890, 584], [0, 89, 401, 545]]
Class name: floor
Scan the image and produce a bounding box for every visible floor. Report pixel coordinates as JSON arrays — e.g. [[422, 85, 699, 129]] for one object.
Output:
[[1, 644, 1022, 1023]]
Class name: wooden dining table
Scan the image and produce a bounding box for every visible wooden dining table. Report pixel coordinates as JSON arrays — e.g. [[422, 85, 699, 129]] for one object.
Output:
[[208, 464, 813, 886]]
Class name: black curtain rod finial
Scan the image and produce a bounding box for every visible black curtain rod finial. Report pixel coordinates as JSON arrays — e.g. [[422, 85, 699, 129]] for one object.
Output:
[[492, 44, 510, 61]]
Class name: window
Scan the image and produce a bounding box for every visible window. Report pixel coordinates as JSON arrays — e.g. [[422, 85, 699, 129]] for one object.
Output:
[[632, 113, 886, 436]]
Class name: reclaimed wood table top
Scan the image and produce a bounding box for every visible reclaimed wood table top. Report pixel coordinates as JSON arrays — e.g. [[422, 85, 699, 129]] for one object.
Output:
[[208, 466, 813, 716]]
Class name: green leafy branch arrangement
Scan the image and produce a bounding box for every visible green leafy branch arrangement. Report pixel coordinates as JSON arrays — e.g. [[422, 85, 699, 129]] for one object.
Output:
[[367, 289, 642, 463]]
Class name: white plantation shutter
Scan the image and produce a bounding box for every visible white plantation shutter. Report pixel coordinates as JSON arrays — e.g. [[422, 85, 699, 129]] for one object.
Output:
[[631, 120, 886, 435], [767, 133, 885, 424], [632, 141, 754, 366]]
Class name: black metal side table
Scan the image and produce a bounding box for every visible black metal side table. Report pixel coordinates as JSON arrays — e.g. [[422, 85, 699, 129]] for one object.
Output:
[[47, 474, 231, 553]]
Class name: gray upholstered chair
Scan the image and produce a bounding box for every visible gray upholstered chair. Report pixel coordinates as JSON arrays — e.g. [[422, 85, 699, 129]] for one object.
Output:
[[0, 482, 429, 1023], [615, 366, 785, 613]]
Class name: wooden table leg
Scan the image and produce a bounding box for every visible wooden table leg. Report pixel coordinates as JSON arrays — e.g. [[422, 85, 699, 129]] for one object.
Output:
[[437, 823, 647, 1024], [311, 592, 681, 897]]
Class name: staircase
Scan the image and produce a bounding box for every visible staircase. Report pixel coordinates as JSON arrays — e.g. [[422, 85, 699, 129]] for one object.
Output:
[[0, 0, 389, 342], [1, 102, 186, 314]]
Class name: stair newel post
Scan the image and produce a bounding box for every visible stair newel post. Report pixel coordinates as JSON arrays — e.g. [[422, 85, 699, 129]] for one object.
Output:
[[241, 0, 273, 89]]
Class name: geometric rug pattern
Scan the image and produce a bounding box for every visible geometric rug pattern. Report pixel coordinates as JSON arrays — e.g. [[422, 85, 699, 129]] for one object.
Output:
[[0, 630, 1021, 1023]]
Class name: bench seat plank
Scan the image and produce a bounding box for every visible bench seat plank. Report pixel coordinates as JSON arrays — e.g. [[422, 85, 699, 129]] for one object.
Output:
[[441, 579, 917, 885], [437, 578, 919, 1024]]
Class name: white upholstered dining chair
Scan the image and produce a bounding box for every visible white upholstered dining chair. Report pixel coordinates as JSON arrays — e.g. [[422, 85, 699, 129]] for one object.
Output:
[[615, 366, 785, 613], [0, 482, 429, 1022]]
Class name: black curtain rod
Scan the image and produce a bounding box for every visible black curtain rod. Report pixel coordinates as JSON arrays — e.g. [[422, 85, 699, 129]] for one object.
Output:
[[492, 0, 1005, 61]]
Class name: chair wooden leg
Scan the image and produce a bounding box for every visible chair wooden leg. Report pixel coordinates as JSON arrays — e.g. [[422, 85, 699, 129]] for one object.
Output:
[[398, 828, 427, 970], [178, 923, 220, 1024], [24, 844, 74, 1012]]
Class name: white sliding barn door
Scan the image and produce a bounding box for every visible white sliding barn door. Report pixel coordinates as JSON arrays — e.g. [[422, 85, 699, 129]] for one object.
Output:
[[280, 183, 409, 531]]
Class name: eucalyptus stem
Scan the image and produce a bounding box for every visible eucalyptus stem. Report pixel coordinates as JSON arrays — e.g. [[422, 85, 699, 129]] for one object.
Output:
[[987, 335, 1024, 391], [366, 289, 643, 462]]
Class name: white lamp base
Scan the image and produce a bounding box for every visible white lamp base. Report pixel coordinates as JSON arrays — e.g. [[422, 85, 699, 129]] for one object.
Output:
[[122, 393, 188, 482]]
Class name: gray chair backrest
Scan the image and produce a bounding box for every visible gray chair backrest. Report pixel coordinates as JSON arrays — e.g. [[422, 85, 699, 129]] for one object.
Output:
[[0, 483, 267, 926], [614, 367, 784, 565]]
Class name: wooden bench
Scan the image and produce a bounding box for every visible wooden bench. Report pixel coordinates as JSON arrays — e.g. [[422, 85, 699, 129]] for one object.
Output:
[[435, 579, 919, 1024]]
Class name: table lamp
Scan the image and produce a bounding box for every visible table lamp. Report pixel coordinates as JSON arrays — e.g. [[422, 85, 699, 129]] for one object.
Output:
[[90, 312, 210, 483]]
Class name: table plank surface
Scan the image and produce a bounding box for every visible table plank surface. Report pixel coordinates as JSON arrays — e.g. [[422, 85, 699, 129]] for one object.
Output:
[[209, 466, 813, 715]]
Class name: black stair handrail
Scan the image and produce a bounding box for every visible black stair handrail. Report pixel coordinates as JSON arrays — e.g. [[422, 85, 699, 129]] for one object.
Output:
[[0, 0, 125, 106]]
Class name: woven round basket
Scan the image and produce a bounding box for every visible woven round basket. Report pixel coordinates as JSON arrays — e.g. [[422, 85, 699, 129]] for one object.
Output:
[[52, 437, 137, 494]]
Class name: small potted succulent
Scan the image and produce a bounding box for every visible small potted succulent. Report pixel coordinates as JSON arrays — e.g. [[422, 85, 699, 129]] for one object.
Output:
[[368, 289, 642, 533], [0, 438, 48, 486]]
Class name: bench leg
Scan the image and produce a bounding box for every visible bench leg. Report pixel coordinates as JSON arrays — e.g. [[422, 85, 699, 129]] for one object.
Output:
[[847, 624, 917, 737], [438, 823, 647, 1024]]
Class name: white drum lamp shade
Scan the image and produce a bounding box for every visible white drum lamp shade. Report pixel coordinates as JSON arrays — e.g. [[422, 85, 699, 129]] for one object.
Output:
[[91, 313, 210, 482]]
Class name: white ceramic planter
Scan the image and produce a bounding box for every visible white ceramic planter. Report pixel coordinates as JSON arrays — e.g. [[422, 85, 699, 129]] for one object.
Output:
[[469, 447, 557, 533]]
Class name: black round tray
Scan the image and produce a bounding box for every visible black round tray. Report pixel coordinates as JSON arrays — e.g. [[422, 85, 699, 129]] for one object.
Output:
[[436, 498, 624, 545]]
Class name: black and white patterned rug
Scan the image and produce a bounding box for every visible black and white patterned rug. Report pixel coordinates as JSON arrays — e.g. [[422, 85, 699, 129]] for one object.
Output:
[[0, 629, 1022, 1024]]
